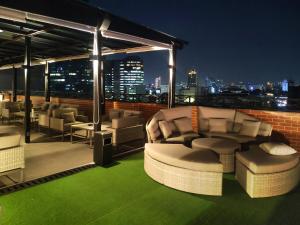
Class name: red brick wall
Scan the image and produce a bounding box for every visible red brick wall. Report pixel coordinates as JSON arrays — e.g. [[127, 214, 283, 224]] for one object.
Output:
[[238, 109, 300, 151]]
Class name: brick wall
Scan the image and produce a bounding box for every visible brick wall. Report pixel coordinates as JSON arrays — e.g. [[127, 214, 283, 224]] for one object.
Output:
[[238, 109, 300, 151]]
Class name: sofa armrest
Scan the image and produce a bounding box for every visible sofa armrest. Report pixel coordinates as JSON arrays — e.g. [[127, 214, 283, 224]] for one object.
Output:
[[76, 115, 89, 123], [50, 117, 64, 131], [38, 114, 50, 127], [2, 108, 10, 118], [107, 124, 145, 145]]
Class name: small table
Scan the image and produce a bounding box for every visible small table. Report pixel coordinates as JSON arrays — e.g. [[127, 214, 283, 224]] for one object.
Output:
[[70, 123, 110, 148], [192, 138, 241, 173]]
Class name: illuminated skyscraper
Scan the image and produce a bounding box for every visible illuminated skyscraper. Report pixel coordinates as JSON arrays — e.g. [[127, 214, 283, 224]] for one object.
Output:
[[49, 59, 93, 97], [154, 76, 161, 89], [113, 56, 145, 98], [187, 69, 197, 88]]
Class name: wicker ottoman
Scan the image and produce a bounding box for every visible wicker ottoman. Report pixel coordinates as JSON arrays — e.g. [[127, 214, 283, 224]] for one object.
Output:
[[236, 146, 300, 198], [144, 143, 223, 196], [192, 138, 241, 173]]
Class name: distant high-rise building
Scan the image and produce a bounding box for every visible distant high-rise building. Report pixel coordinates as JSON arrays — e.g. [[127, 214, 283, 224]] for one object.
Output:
[[49, 59, 93, 97], [282, 79, 289, 92], [205, 77, 223, 94], [103, 56, 145, 99], [187, 69, 197, 88], [118, 56, 144, 98], [154, 76, 161, 89]]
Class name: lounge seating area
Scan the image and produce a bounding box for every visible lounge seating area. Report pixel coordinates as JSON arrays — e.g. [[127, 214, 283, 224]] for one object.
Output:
[[145, 106, 300, 198], [0, 103, 145, 187]]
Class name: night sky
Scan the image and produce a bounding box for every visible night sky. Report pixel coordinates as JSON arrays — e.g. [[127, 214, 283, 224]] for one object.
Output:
[[92, 0, 300, 85]]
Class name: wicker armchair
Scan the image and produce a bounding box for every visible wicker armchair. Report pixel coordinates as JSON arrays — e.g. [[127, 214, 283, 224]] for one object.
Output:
[[0, 131, 25, 183]]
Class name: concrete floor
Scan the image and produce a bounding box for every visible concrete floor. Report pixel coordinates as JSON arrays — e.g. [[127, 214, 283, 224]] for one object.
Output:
[[0, 124, 93, 187]]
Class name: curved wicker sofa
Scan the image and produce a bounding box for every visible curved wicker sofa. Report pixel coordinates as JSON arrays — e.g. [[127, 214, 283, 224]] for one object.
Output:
[[236, 146, 300, 198], [144, 143, 223, 196], [0, 126, 24, 182]]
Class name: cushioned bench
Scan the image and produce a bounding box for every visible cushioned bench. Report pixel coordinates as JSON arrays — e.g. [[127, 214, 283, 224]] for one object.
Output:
[[144, 143, 223, 196], [236, 146, 300, 198]]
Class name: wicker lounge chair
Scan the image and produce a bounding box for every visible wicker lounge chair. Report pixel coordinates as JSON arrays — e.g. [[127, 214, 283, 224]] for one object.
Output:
[[0, 127, 25, 182]]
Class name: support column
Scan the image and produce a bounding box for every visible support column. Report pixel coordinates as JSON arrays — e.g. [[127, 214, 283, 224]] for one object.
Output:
[[93, 26, 105, 166], [44, 61, 50, 102], [12, 67, 17, 102], [168, 45, 177, 108], [24, 36, 31, 143]]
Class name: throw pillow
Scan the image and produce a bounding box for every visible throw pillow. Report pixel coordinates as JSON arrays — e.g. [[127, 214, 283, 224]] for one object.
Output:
[[174, 117, 193, 134], [147, 119, 160, 141], [209, 118, 228, 133], [159, 121, 173, 139], [239, 120, 261, 137], [199, 118, 209, 132], [259, 143, 297, 156], [61, 112, 76, 123], [109, 110, 120, 121]]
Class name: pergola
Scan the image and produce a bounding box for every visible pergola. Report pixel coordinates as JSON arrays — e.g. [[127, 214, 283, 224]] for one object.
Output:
[[0, 0, 187, 163]]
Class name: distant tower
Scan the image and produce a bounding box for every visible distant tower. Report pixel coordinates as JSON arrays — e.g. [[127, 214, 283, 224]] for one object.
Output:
[[154, 76, 161, 89], [282, 79, 288, 92], [187, 69, 197, 88]]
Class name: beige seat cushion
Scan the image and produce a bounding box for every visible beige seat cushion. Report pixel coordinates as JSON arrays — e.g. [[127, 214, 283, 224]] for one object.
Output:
[[145, 143, 223, 172], [166, 132, 199, 143], [236, 146, 299, 174], [174, 117, 193, 134], [203, 132, 256, 144], [0, 134, 21, 149], [192, 138, 240, 155]]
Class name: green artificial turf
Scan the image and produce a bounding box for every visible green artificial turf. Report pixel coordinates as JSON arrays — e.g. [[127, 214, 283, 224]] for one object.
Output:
[[0, 152, 299, 225]]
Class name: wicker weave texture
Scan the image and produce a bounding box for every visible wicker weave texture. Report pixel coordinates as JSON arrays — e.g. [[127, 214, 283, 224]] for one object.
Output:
[[144, 152, 223, 196], [0, 146, 25, 173], [236, 160, 300, 198], [220, 154, 235, 173]]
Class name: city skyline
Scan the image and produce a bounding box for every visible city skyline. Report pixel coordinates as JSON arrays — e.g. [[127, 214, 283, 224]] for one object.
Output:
[[93, 0, 300, 84]]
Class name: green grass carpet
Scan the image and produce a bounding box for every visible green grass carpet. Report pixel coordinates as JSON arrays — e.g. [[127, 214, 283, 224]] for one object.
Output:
[[0, 152, 300, 225]]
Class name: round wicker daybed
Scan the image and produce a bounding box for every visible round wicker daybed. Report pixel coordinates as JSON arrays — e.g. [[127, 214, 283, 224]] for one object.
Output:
[[144, 143, 224, 196]]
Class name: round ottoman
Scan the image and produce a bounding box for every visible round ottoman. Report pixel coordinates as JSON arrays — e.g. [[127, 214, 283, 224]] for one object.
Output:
[[192, 138, 241, 172]]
